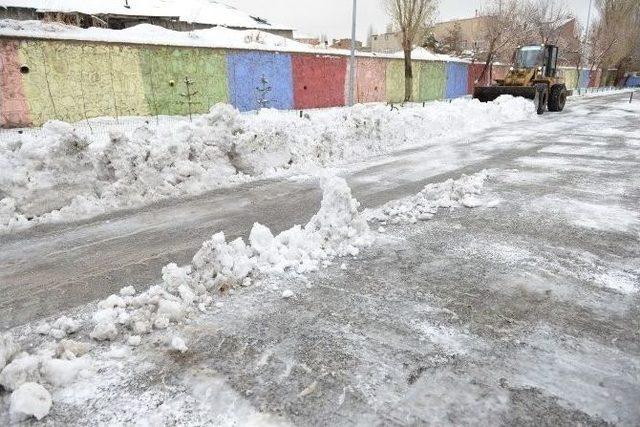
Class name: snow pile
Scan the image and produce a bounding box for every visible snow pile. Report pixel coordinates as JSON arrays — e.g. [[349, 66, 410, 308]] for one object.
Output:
[[85, 176, 371, 344], [367, 171, 491, 224], [1, 98, 533, 232], [0, 331, 92, 421]]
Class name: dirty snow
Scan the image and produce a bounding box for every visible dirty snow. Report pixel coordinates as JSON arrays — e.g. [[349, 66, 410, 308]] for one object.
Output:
[[1, 97, 534, 232]]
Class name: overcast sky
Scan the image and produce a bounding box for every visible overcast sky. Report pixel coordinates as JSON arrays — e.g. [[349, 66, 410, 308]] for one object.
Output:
[[228, 0, 593, 41]]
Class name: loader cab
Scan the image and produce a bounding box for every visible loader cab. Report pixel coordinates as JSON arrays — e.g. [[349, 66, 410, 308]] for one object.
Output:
[[514, 44, 559, 78]]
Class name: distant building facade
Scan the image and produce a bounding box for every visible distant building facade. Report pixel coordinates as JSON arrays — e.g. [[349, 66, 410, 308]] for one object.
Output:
[[331, 38, 363, 50], [368, 31, 403, 53]]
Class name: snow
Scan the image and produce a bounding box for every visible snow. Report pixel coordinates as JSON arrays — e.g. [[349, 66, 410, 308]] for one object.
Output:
[[1, 0, 292, 31], [9, 382, 52, 421], [41, 357, 89, 387], [281, 290, 294, 299], [0, 354, 41, 391], [366, 170, 491, 224], [0, 335, 20, 373], [170, 337, 188, 353], [0, 19, 466, 60], [1, 97, 535, 232]]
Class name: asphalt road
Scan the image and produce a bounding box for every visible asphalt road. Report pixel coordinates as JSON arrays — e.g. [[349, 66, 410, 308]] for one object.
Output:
[[0, 92, 637, 330]]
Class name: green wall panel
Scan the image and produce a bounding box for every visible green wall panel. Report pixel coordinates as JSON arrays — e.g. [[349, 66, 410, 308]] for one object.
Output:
[[18, 40, 149, 126], [385, 60, 420, 102], [562, 68, 579, 90], [139, 46, 228, 116], [418, 61, 446, 101]]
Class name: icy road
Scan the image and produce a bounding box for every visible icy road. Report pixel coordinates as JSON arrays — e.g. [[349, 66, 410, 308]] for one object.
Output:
[[0, 92, 639, 424]]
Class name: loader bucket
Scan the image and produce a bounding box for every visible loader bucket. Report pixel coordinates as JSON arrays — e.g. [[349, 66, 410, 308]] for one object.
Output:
[[473, 86, 537, 102]]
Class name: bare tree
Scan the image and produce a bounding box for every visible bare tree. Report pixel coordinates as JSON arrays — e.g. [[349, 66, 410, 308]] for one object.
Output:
[[477, 0, 531, 84], [442, 22, 464, 55], [385, 0, 438, 101], [526, 0, 572, 44], [589, 0, 640, 81]]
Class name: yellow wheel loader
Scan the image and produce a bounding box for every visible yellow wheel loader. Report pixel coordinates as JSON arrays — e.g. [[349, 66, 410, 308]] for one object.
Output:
[[473, 44, 570, 115]]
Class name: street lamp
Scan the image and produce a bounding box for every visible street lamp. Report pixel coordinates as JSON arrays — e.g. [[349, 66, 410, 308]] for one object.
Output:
[[348, 0, 357, 106]]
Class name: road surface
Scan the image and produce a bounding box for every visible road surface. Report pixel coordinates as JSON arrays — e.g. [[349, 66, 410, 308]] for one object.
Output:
[[0, 93, 637, 330]]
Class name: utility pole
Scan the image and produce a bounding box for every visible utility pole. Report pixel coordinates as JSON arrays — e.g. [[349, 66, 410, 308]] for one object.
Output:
[[348, 0, 357, 106]]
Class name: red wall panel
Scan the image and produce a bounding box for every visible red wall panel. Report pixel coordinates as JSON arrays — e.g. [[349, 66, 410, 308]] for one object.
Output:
[[292, 54, 347, 109], [467, 63, 490, 93], [1, 40, 31, 128]]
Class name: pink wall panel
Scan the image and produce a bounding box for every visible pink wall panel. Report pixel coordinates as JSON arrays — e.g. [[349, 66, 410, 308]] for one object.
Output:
[[356, 58, 386, 103], [292, 54, 347, 109], [1, 40, 31, 128]]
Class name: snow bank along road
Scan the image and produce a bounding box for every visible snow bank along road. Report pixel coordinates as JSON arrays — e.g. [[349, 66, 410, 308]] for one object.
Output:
[[0, 92, 638, 424], [0, 92, 637, 329]]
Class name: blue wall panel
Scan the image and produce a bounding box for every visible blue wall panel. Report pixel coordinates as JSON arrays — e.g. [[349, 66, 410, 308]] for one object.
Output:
[[226, 51, 294, 112], [445, 62, 469, 99], [627, 75, 640, 87], [579, 69, 590, 88]]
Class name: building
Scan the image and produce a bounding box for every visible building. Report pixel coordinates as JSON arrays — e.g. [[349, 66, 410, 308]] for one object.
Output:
[[331, 38, 363, 50], [0, 0, 294, 38], [432, 14, 581, 63], [369, 31, 402, 54], [432, 15, 492, 54]]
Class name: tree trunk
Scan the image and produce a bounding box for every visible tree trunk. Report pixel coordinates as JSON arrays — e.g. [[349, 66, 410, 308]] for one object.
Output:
[[478, 52, 494, 86], [404, 48, 413, 102]]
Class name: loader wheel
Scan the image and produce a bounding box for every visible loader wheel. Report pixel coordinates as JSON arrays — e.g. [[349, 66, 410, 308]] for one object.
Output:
[[548, 84, 567, 112], [534, 84, 548, 115]]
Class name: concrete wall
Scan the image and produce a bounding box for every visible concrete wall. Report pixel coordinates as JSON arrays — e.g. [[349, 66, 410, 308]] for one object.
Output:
[[0, 36, 614, 128], [385, 60, 421, 102], [226, 51, 293, 112], [0, 40, 31, 128], [355, 58, 386, 103], [140, 46, 227, 116], [445, 62, 469, 99], [16, 40, 149, 126], [292, 54, 346, 109], [418, 61, 446, 101]]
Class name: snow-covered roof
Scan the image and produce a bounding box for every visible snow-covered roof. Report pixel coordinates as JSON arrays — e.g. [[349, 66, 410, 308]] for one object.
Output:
[[0, 19, 469, 63], [0, 0, 292, 31]]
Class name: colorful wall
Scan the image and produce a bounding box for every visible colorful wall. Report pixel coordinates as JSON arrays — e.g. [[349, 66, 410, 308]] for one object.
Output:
[[0, 36, 615, 128], [227, 51, 292, 112]]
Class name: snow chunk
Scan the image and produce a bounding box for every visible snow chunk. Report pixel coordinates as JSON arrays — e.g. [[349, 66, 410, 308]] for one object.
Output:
[[48, 316, 81, 339], [127, 336, 142, 347], [10, 382, 52, 421], [0, 334, 20, 372], [170, 336, 188, 353], [90, 321, 118, 341], [157, 299, 185, 322], [282, 290, 294, 299], [41, 357, 90, 387], [0, 354, 42, 391], [119, 286, 136, 296]]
